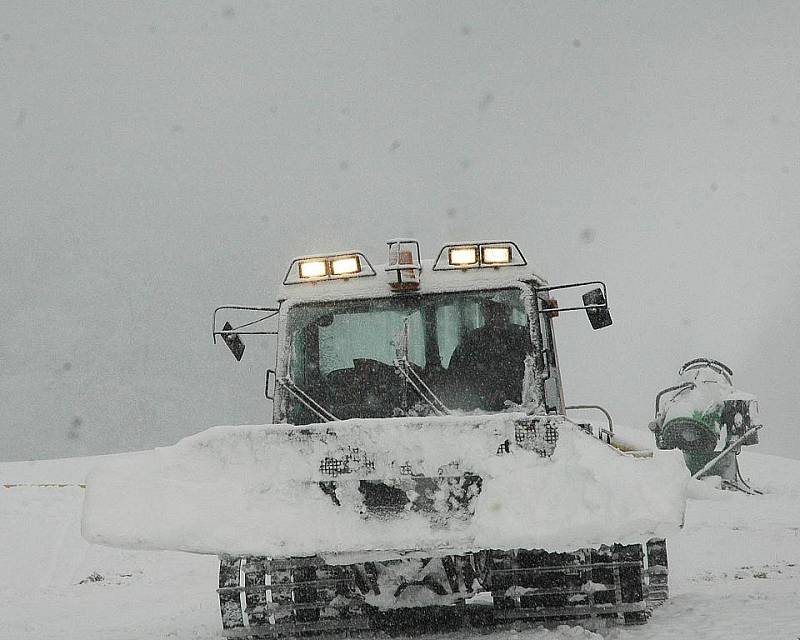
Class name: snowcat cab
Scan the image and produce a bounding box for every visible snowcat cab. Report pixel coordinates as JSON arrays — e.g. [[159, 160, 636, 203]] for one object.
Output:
[[215, 241, 613, 426], [199, 240, 673, 635]]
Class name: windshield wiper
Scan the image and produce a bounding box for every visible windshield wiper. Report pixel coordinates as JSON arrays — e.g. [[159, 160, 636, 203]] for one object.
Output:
[[278, 376, 339, 422], [393, 358, 450, 416], [393, 317, 450, 416]]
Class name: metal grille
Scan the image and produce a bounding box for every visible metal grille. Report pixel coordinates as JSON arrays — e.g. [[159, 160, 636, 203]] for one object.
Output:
[[319, 457, 349, 476], [318, 448, 376, 476], [514, 419, 559, 457]]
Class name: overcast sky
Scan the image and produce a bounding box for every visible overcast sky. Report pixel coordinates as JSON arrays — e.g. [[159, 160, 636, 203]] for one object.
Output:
[[2, 1, 799, 462]]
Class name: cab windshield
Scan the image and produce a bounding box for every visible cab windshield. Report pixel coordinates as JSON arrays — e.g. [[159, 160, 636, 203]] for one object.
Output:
[[284, 288, 531, 423]]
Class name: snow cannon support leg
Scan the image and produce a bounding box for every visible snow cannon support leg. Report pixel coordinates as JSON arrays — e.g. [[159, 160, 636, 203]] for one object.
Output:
[[684, 450, 738, 483]]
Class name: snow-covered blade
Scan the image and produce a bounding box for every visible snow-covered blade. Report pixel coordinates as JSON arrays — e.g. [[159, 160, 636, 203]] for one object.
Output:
[[82, 414, 688, 559]]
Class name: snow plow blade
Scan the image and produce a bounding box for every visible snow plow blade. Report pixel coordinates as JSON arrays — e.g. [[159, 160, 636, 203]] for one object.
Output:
[[82, 413, 686, 559], [82, 414, 687, 635]]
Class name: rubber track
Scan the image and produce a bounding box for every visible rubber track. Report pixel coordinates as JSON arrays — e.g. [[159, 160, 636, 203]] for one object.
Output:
[[645, 538, 669, 609], [219, 543, 667, 638]]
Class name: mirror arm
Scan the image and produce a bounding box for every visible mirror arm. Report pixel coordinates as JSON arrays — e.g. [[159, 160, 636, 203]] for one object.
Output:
[[535, 303, 606, 314], [214, 330, 278, 337], [212, 305, 279, 344], [536, 280, 607, 294], [533, 281, 608, 315]]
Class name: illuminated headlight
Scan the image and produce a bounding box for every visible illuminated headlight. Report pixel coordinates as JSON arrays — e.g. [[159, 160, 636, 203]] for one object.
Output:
[[331, 256, 361, 276], [449, 246, 479, 266], [298, 260, 328, 279], [481, 245, 512, 264]]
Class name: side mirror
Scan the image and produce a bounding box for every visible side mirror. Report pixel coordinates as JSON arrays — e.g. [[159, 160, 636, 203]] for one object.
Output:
[[220, 322, 246, 361], [582, 288, 613, 330]]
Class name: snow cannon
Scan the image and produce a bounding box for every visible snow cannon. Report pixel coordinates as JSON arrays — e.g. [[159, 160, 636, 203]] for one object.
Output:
[[649, 358, 761, 491]]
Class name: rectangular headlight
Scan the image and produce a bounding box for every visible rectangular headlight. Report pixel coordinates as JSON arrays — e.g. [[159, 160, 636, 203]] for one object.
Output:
[[298, 260, 328, 278], [481, 246, 512, 264], [449, 246, 479, 266], [331, 255, 361, 275]]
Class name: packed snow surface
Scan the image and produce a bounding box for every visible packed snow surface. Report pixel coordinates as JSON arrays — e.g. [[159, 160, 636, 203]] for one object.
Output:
[[2, 449, 799, 639], [81, 414, 687, 558]]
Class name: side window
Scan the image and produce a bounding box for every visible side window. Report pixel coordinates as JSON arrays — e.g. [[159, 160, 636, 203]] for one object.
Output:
[[289, 324, 311, 385]]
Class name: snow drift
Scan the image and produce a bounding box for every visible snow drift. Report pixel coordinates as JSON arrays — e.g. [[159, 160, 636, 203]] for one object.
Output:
[[82, 414, 688, 559]]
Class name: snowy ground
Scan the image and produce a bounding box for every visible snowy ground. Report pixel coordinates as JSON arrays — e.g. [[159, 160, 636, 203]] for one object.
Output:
[[1, 451, 799, 640]]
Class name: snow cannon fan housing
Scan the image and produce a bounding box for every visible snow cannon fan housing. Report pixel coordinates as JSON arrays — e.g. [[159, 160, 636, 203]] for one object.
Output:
[[650, 358, 760, 454]]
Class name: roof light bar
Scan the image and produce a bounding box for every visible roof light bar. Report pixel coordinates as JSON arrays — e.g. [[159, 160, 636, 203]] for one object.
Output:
[[284, 252, 376, 285], [433, 241, 527, 270]]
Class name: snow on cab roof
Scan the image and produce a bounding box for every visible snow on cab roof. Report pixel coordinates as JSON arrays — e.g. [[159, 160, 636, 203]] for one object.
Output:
[[278, 258, 549, 304]]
